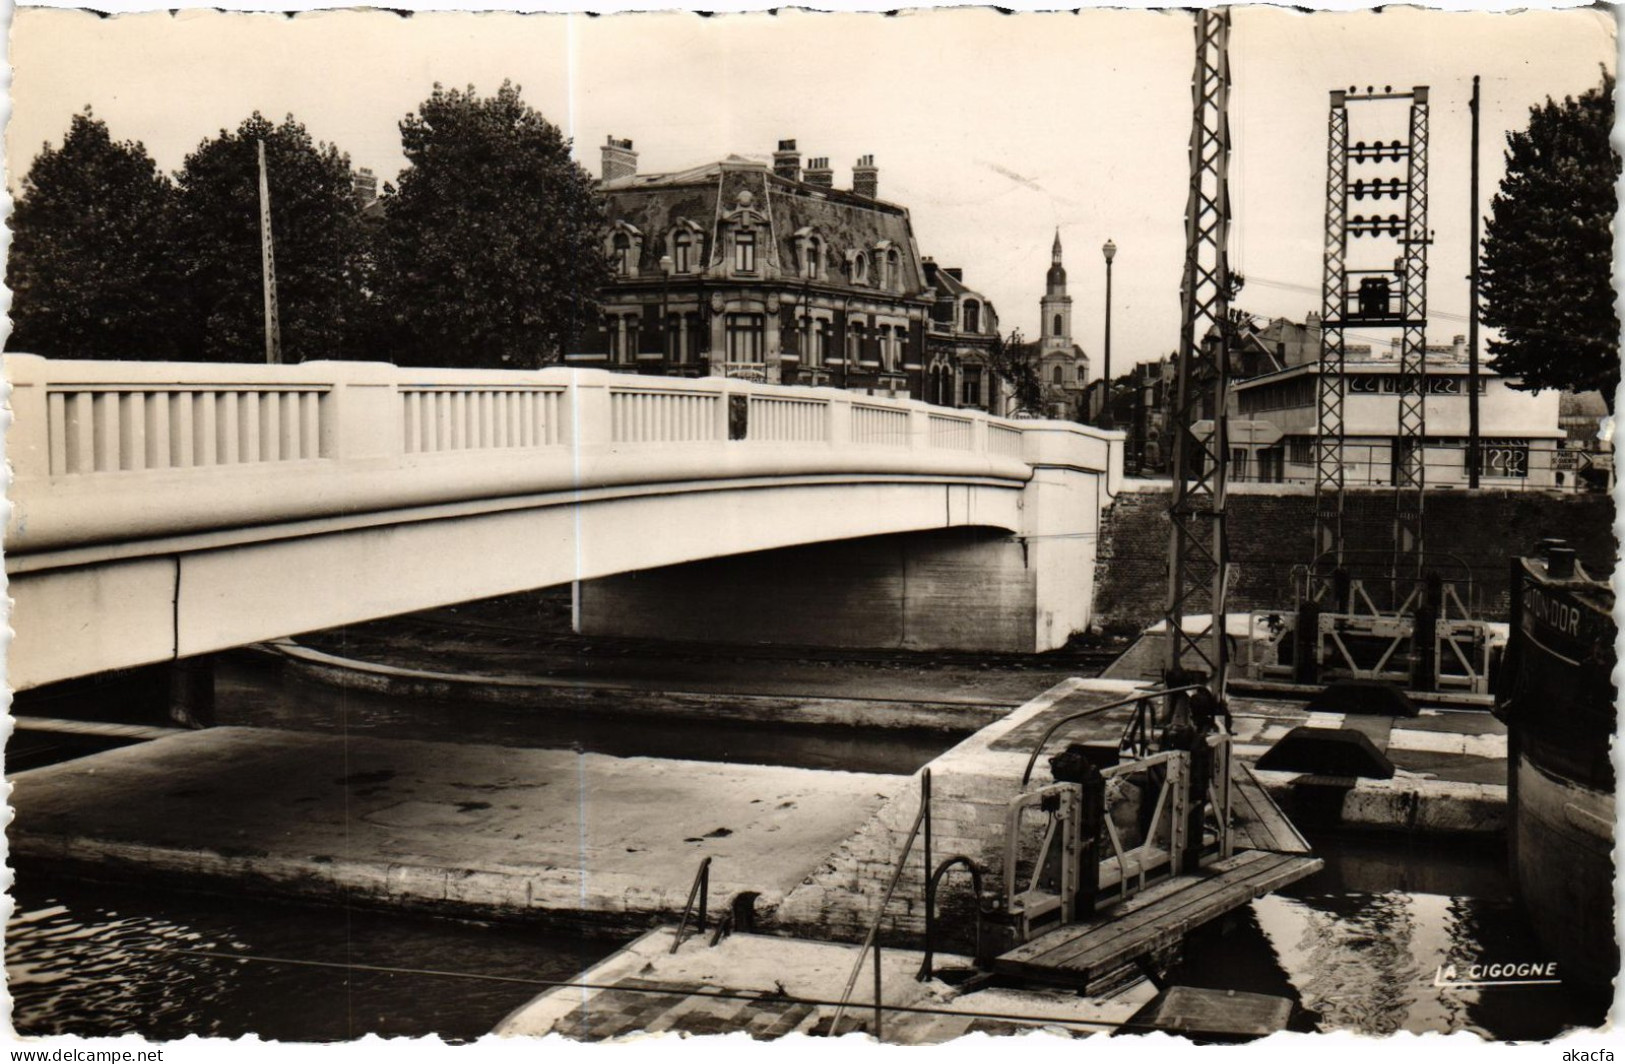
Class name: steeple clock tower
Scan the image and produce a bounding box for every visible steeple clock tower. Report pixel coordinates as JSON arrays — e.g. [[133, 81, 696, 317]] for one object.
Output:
[[1039, 229, 1073, 357]]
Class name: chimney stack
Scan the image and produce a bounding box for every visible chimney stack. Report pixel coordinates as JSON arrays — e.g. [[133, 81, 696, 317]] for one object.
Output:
[[352, 167, 378, 209], [852, 154, 878, 199], [1452, 334, 1467, 360], [804, 157, 834, 189], [773, 139, 802, 182], [601, 136, 638, 183]]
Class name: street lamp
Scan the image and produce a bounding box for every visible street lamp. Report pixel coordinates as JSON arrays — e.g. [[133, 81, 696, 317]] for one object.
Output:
[[659, 254, 674, 367], [1100, 239, 1116, 429]]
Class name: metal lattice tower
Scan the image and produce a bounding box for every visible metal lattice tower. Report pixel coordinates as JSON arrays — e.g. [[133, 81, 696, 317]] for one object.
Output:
[[1310, 86, 1430, 605], [1163, 7, 1231, 696], [1312, 94, 1349, 572], [258, 139, 283, 366], [1394, 89, 1430, 584]]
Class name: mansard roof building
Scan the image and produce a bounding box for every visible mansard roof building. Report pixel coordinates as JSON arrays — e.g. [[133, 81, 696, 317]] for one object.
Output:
[[575, 137, 937, 399]]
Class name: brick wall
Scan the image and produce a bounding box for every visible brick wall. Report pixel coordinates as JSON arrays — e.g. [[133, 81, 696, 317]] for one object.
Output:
[[1095, 485, 1616, 631]]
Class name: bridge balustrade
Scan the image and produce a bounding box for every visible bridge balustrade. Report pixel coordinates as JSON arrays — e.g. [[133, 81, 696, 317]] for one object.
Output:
[[6, 357, 1114, 556], [746, 395, 830, 444], [45, 380, 330, 475], [402, 385, 564, 454], [989, 424, 1025, 460], [609, 385, 720, 444], [850, 404, 910, 447], [928, 412, 975, 451]]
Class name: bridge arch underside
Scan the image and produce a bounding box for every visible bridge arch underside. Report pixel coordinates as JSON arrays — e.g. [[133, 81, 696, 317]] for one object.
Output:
[[9, 476, 1032, 691], [578, 524, 1049, 654]]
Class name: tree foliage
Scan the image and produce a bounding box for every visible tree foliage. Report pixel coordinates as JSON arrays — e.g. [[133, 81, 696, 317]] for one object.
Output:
[[987, 328, 1042, 415], [370, 82, 610, 367], [1480, 74, 1619, 409], [7, 110, 186, 359], [174, 112, 366, 362]]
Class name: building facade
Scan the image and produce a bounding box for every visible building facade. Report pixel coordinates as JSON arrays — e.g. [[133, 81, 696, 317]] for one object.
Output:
[[921, 259, 1003, 412], [577, 137, 936, 399], [1229, 356, 1565, 488]]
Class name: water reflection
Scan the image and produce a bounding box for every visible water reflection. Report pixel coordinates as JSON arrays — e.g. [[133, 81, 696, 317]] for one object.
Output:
[[1180, 836, 1611, 1039], [8, 872, 627, 1042]]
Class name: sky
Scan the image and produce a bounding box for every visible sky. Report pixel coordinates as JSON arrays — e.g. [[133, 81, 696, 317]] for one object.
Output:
[[7, 5, 1616, 373]]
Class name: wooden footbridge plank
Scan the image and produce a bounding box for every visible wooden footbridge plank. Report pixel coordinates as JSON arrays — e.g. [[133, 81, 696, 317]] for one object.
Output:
[[994, 850, 1322, 989], [1230, 761, 1312, 855]]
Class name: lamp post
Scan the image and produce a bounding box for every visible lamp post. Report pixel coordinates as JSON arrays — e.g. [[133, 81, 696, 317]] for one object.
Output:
[[1100, 239, 1116, 429], [659, 254, 674, 368]]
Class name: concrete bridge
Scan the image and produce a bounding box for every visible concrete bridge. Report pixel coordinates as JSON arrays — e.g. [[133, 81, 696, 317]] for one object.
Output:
[[5, 355, 1121, 691]]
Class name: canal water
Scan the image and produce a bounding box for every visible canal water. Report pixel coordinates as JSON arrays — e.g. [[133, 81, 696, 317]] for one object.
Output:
[[7, 654, 1610, 1041], [10, 833, 1602, 1041]]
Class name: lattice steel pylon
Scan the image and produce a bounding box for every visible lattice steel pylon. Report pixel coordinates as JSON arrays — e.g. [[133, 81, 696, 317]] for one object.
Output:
[[1310, 86, 1430, 608], [1312, 95, 1349, 574], [1163, 7, 1231, 698], [1394, 89, 1430, 586]]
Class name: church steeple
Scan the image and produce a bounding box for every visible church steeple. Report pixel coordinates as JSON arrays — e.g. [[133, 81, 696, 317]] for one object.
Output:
[[1041, 229, 1072, 348], [1046, 229, 1067, 293]]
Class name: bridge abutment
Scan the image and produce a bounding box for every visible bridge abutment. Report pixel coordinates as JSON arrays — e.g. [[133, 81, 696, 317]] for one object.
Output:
[[576, 528, 1043, 653]]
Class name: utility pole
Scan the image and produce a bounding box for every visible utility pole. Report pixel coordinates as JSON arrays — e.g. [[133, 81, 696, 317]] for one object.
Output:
[[1468, 74, 1482, 489], [1101, 239, 1117, 429], [258, 139, 282, 365]]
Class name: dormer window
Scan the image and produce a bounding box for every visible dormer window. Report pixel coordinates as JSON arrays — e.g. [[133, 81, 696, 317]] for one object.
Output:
[[850, 251, 870, 286], [664, 218, 705, 275], [734, 231, 757, 273], [963, 299, 980, 333], [885, 248, 901, 290], [804, 235, 822, 279], [605, 221, 644, 278]]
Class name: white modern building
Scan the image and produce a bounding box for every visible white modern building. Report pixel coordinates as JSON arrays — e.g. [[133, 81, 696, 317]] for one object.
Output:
[[1227, 357, 1567, 488]]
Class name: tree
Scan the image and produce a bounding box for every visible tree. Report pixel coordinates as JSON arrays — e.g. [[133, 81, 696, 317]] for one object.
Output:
[[370, 82, 610, 368], [986, 328, 1042, 416], [6, 109, 185, 359], [1480, 74, 1619, 410], [174, 112, 366, 362]]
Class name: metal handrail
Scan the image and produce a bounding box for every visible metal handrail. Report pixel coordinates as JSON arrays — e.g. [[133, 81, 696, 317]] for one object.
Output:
[[918, 855, 988, 982], [669, 856, 711, 954], [828, 768, 931, 1040], [1018, 684, 1208, 786]]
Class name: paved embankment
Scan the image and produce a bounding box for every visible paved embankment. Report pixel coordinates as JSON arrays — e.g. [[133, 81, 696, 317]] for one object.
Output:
[[9, 727, 902, 931], [10, 680, 1506, 939]]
